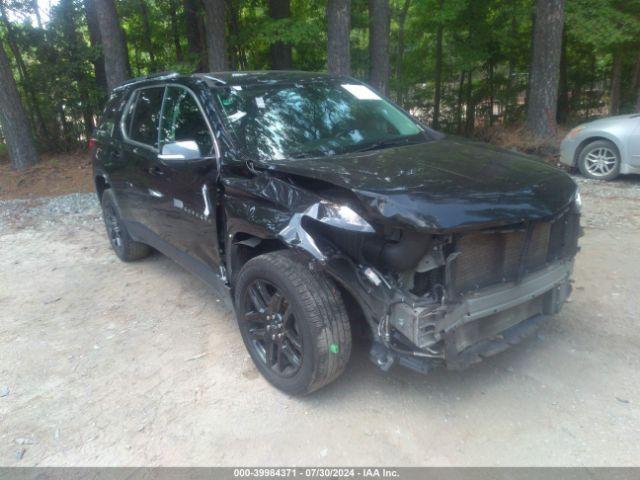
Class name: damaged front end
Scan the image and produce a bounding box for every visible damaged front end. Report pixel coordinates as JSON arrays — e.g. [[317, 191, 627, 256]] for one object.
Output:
[[224, 165, 581, 375], [273, 184, 580, 374]]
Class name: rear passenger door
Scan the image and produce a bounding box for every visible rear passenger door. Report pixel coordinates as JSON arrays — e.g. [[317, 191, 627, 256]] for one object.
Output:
[[92, 91, 128, 193], [119, 86, 165, 227]]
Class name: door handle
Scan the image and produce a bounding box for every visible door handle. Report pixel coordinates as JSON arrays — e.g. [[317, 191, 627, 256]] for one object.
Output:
[[148, 166, 165, 177]]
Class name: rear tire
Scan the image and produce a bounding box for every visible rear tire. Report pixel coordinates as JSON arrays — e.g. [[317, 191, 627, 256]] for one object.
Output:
[[578, 140, 621, 181], [234, 250, 351, 395], [100, 189, 151, 262]]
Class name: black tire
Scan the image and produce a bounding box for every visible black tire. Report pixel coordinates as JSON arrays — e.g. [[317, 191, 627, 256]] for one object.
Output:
[[234, 250, 351, 395], [100, 189, 151, 262], [578, 139, 621, 181]]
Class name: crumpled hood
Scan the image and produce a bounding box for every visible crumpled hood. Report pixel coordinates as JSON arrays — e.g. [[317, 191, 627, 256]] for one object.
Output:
[[263, 137, 578, 232]]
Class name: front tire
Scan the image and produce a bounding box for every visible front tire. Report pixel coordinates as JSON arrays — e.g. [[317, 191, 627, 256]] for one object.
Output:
[[100, 189, 151, 262], [234, 250, 351, 395], [578, 140, 621, 181]]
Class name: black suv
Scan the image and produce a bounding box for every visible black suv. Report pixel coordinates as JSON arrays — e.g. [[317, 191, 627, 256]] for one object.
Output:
[[92, 71, 581, 395]]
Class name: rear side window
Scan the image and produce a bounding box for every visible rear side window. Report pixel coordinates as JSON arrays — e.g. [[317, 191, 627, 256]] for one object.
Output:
[[95, 92, 126, 138], [128, 87, 164, 148]]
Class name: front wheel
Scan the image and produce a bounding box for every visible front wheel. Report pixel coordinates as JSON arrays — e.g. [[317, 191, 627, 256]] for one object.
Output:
[[234, 250, 351, 395], [578, 140, 621, 181]]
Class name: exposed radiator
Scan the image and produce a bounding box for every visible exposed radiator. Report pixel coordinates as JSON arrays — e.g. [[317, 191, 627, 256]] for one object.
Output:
[[450, 210, 579, 296]]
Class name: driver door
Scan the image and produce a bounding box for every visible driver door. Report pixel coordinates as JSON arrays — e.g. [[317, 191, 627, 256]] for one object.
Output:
[[147, 85, 221, 268]]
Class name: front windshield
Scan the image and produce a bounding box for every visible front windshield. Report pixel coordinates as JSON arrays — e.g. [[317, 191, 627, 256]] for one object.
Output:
[[213, 80, 427, 160]]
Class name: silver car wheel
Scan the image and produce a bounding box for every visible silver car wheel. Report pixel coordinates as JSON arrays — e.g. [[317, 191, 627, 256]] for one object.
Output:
[[584, 147, 618, 177]]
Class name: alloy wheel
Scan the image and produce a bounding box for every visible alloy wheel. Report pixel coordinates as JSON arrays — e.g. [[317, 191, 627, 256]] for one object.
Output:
[[584, 147, 618, 177], [243, 280, 303, 377]]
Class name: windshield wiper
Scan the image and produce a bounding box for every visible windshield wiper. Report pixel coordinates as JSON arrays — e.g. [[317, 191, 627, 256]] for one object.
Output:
[[351, 136, 419, 153]]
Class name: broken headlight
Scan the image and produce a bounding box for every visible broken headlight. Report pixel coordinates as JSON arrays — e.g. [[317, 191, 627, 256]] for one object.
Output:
[[315, 201, 374, 233]]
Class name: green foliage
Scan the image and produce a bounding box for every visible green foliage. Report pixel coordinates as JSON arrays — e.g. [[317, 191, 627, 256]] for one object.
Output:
[[567, 0, 640, 50], [2, 0, 640, 155]]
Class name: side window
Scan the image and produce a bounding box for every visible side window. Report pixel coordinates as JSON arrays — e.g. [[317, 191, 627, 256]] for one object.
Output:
[[160, 87, 213, 155], [128, 87, 165, 148], [96, 92, 126, 138]]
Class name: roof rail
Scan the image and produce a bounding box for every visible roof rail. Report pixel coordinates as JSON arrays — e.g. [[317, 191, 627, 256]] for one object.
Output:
[[113, 71, 180, 91], [198, 74, 227, 85]]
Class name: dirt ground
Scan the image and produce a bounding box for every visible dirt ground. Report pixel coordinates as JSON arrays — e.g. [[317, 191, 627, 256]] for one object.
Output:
[[1, 175, 640, 466], [0, 152, 93, 201]]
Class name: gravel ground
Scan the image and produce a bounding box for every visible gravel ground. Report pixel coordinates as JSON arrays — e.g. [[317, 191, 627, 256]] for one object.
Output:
[[1, 175, 640, 466], [573, 175, 640, 230], [0, 193, 101, 231]]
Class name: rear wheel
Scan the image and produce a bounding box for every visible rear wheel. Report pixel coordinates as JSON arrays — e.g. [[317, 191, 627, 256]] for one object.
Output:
[[578, 140, 621, 181], [234, 250, 351, 395], [101, 189, 151, 262]]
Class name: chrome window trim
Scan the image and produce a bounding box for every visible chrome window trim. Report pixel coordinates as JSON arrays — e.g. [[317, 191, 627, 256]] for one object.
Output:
[[120, 83, 220, 160]]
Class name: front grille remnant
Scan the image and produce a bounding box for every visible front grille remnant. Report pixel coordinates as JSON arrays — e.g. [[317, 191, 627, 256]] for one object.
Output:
[[450, 210, 579, 296]]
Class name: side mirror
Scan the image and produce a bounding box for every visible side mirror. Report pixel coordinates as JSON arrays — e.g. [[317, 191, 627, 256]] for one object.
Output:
[[158, 140, 201, 162]]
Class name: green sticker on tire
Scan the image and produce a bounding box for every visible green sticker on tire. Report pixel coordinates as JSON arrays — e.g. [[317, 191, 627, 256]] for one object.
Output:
[[329, 343, 339, 354]]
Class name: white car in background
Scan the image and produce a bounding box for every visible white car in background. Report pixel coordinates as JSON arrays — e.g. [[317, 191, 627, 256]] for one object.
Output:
[[560, 114, 640, 180]]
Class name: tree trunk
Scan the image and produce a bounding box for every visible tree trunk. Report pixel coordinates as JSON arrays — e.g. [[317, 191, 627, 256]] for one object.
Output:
[[169, 0, 183, 62], [31, 0, 43, 28], [138, 0, 157, 70], [203, 0, 228, 71], [465, 69, 475, 135], [556, 28, 569, 123], [0, 5, 52, 148], [524, 11, 536, 112], [84, 0, 108, 93], [93, 0, 130, 92], [226, 0, 236, 70], [395, 0, 410, 106], [610, 53, 622, 115], [368, 0, 390, 95], [504, 16, 517, 125], [268, 0, 292, 70], [0, 42, 38, 171], [432, 0, 443, 129], [183, 0, 206, 70], [327, 0, 351, 75], [525, 0, 564, 139]]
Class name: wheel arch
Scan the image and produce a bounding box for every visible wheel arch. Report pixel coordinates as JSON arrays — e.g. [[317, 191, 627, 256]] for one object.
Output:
[[226, 230, 289, 286], [227, 230, 374, 344]]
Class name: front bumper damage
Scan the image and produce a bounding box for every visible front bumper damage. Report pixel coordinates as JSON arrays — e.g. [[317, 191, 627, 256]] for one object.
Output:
[[321, 255, 573, 374], [276, 199, 574, 374], [268, 182, 578, 375]]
